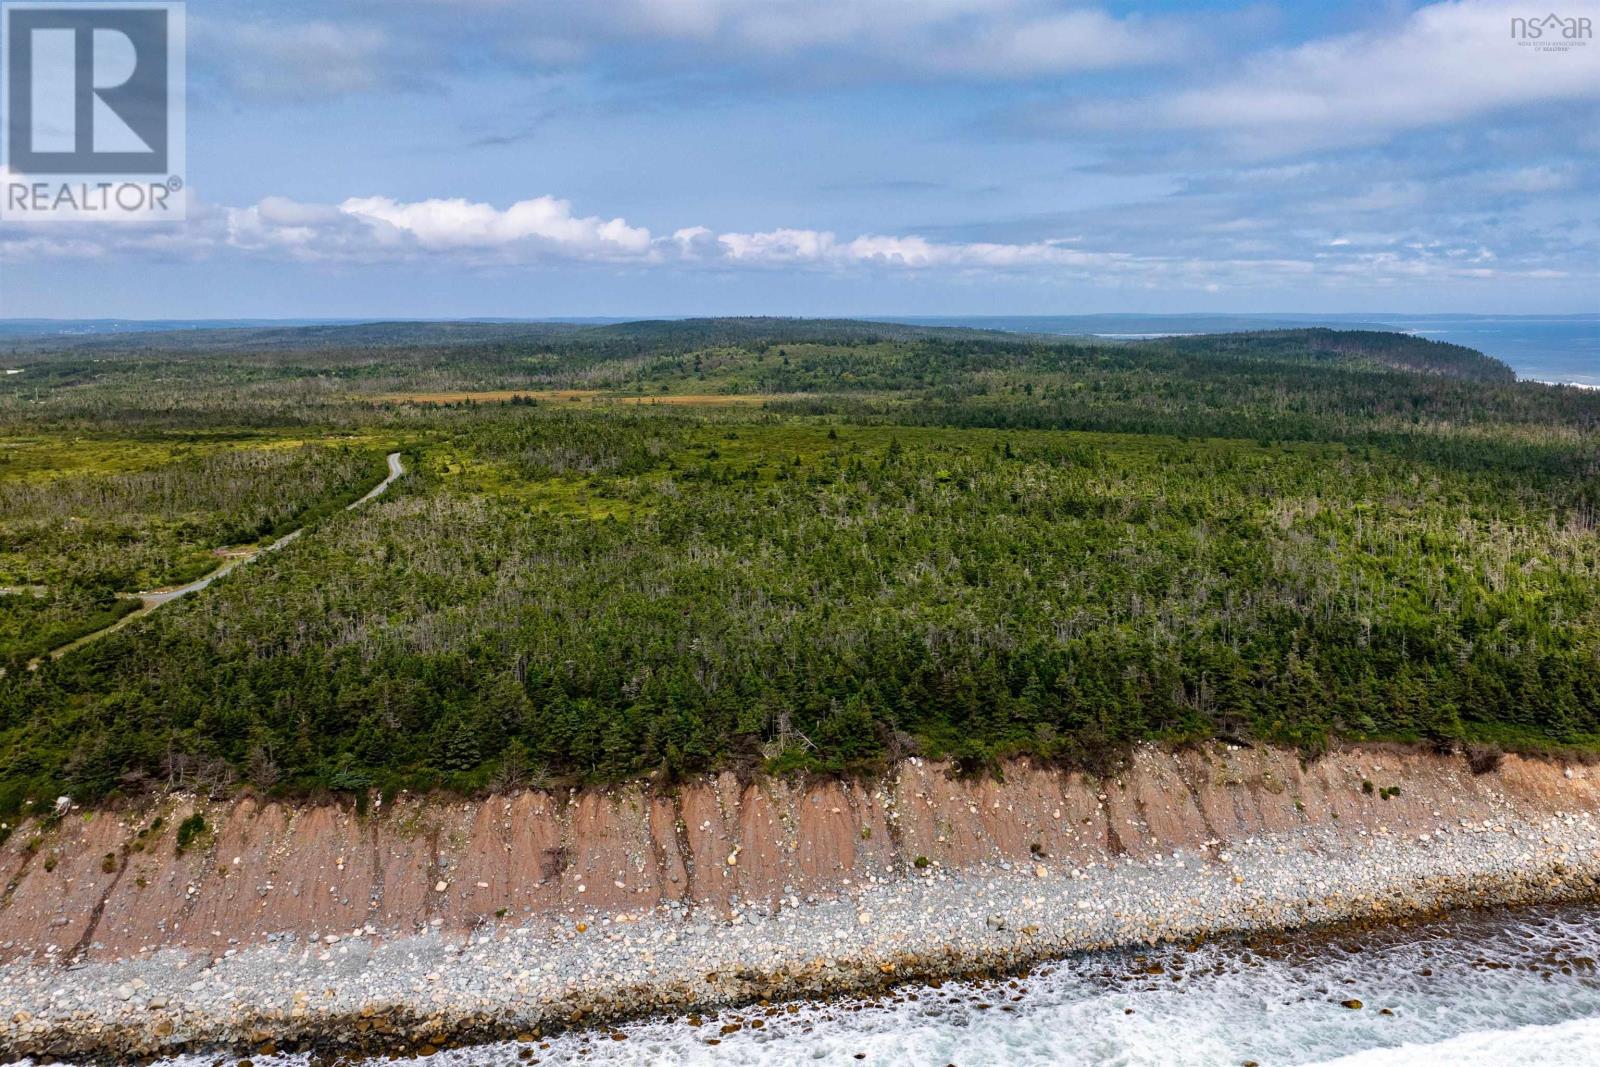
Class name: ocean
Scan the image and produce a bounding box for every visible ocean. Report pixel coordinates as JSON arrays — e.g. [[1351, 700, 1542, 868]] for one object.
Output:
[[159, 903, 1600, 1066]]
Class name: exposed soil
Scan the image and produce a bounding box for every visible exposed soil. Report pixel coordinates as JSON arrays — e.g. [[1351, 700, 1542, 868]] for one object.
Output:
[[2, 743, 1594, 964]]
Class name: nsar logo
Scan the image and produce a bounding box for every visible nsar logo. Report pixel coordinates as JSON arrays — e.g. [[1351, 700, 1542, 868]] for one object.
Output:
[[1510, 12, 1593, 49]]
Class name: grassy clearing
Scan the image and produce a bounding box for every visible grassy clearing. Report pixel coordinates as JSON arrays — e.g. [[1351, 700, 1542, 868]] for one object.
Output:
[[0, 435, 396, 591], [0, 431, 396, 482], [375, 389, 782, 408]]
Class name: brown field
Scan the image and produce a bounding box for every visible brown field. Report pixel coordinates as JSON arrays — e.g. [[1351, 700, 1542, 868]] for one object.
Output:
[[614, 393, 775, 406], [373, 389, 777, 407]]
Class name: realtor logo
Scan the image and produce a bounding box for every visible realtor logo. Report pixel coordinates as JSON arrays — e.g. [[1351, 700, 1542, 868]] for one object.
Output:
[[2, 2, 185, 220]]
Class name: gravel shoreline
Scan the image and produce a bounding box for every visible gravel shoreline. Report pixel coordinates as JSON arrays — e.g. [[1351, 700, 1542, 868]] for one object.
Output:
[[4, 807, 1599, 1062]]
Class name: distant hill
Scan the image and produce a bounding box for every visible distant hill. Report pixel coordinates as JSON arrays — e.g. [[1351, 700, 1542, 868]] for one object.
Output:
[[1, 316, 1514, 384], [1166, 328, 1515, 383], [882, 313, 1399, 336], [0, 320, 589, 353], [571, 316, 1033, 349], [0, 316, 1032, 356], [0, 318, 365, 340]]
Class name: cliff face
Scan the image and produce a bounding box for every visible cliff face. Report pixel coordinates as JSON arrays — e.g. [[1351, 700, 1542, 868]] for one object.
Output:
[[2, 744, 1596, 963]]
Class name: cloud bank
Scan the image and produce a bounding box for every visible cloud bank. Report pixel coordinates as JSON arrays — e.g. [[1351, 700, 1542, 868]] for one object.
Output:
[[4, 183, 1583, 298], [1049, 0, 1600, 153], [220, 193, 1121, 271]]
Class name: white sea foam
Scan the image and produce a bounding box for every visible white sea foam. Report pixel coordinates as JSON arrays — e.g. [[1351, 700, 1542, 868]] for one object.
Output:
[[95, 905, 1600, 1067], [235, 904, 1597, 1067], [1304, 1017, 1600, 1066]]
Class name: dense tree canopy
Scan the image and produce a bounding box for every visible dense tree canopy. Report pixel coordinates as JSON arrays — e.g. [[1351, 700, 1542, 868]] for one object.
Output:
[[1, 323, 1596, 812]]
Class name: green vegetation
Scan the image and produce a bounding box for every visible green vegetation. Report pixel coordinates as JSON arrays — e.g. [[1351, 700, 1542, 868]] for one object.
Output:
[[174, 813, 208, 853], [0, 588, 138, 663], [0, 320, 1597, 811], [0, 440, 390, 590]]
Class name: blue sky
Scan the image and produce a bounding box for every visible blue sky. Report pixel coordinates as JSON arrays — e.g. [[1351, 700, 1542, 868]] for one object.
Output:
[[2, 0, 1598, 318]]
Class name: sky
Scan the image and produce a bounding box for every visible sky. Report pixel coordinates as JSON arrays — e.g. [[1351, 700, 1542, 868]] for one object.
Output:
[[1, 0, 1598, 319]]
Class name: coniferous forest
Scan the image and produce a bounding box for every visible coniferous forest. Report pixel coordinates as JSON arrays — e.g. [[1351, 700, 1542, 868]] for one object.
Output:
[[2, 320, 1598, 811]]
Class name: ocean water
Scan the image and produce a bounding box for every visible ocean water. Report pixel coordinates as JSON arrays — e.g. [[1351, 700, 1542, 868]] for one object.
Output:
[[165, 904, 1600, 1067]]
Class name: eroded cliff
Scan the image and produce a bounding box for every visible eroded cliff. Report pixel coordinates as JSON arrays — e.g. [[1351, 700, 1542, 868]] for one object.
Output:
[[4, 743, 1594, 964]]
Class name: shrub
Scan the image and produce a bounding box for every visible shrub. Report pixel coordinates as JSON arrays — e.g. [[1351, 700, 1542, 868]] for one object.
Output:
[[175, 813, 209, 854]]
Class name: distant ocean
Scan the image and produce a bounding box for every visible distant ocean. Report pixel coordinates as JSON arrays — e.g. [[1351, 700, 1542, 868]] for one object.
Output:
[[887, 314, 1600, 388]]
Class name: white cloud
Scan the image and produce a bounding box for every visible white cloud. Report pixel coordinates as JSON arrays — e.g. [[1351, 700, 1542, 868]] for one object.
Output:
[[220, 194, 1120, 271], [222, 195, 653, 263], [341, 196, 654, 256], [195, 19, 410, 102], [921, 8, 1192, 76], [414, 0, 1196, 78], [703, 221, 1131, 270], [1482, 164, 1582, 193], [1053, 0, 1600, 152], [641, 0, 1192, 72]]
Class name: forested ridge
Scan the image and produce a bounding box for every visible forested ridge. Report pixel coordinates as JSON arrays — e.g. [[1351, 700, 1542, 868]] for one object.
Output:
[[0, 322, 1596, 812]]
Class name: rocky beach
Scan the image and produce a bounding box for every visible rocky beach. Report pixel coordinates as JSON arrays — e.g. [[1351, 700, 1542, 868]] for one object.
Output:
[[3, 743, 1599, 1062]]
